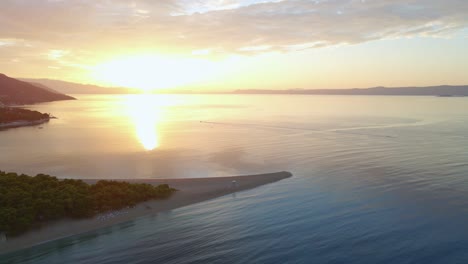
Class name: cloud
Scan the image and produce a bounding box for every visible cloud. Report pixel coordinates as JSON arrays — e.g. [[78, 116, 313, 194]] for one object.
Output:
[[0, 0, 467, 60], [173, 0, 285, 15], [173, 0, 468, 53]]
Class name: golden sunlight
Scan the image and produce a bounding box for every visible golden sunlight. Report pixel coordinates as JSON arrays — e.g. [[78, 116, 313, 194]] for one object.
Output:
[[125, 95, 161, 150], [94, 54, 218, 91]]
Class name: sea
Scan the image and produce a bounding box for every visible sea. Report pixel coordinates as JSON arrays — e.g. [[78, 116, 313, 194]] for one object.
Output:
[[1, 94, 468, 263]]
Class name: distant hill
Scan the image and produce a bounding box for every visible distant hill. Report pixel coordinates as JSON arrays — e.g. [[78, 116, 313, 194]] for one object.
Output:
[[0, 73, 75, 105], [26, 82, 63, 94], [233, 86, 468, 96], [21, 78, 136, 94], [13, 77, 468, 96]]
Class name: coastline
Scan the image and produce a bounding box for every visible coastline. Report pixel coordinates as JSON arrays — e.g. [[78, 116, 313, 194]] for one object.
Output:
[[0, 118, 49, 130], [0, 171, 292, 255]]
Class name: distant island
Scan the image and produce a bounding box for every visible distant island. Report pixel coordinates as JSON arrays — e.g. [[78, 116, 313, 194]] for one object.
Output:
[[0, 73, 75, 129], [0, 171, 176, 237]]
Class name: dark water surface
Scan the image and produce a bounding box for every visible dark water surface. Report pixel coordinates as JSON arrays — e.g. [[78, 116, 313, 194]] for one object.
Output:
[[1, 95, 468, 263]]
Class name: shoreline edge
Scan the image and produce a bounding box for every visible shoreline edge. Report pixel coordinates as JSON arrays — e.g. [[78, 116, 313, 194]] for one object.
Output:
[[0, 171, 292, 255]]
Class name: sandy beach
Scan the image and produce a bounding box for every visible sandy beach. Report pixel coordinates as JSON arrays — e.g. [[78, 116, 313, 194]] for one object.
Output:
[[0, 171, 292, 255]]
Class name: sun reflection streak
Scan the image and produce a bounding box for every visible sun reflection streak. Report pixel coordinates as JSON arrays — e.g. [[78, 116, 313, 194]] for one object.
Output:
[[125, 95, 162, 151]]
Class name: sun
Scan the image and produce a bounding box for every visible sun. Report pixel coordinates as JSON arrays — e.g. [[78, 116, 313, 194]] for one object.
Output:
[[93, 54, 217, 91]]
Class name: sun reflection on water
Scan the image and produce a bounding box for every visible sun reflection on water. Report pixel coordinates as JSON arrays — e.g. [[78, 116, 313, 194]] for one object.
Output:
[[125, 94, 164, 151]]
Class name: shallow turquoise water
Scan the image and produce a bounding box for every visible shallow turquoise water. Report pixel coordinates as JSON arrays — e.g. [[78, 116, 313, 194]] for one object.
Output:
[[1, 95, 468, 263]]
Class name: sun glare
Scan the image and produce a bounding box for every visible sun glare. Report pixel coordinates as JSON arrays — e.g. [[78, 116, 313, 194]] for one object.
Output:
[[94, 54, 217, 91], [125, 95, 161, 150], [124, 94, 183, 151]]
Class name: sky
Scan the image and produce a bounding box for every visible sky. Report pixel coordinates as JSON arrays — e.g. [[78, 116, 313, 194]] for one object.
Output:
[[0, 0, 467, 91]]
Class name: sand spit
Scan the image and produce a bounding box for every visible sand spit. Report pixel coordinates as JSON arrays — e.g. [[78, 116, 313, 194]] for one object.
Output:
[[0, 171, 292, 255]]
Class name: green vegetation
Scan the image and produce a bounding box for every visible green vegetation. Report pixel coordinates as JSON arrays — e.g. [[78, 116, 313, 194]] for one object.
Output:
[[0, 171, 176, 237], [0, 107, 50, 124]]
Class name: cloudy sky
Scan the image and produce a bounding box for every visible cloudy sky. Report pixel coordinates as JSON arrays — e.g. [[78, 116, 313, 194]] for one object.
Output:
[[1, 0, 467, 90]]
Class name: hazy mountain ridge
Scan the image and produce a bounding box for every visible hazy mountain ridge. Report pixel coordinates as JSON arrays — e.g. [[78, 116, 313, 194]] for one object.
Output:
[[14, 77, 468, 96], [0, 74, 75, 105], [27, 82, 63, 94], [21, 78, 136, 94], [233, 86, 468, 96]]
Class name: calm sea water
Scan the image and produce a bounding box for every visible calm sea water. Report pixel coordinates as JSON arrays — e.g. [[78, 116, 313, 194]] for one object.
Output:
[[1, 94, 468, 263]]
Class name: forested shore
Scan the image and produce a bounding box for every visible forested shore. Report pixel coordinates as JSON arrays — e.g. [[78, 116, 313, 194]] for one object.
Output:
[[0, 172, 176, 237]]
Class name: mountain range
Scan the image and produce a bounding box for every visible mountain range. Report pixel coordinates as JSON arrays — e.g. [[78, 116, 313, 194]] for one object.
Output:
[[3, 73, 468, 98], [233, 86, 468, 96], [20, 78, 136, 94], [0, 73, 75, 105]]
